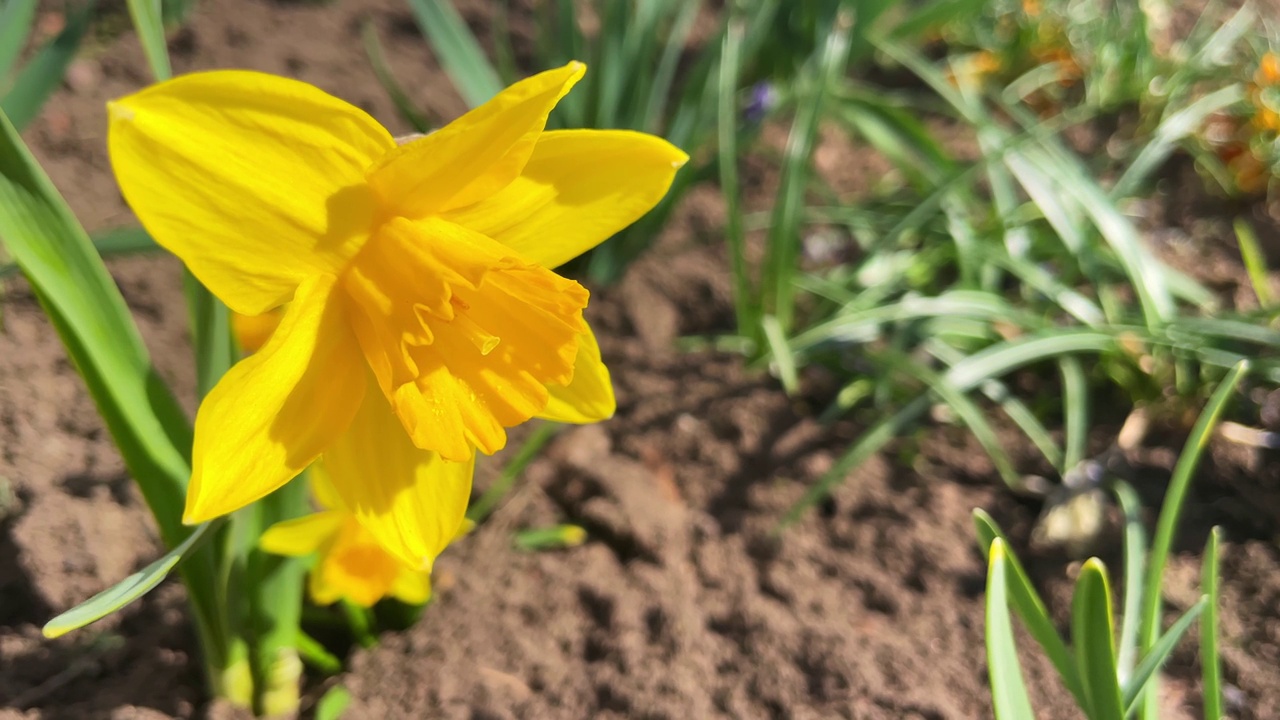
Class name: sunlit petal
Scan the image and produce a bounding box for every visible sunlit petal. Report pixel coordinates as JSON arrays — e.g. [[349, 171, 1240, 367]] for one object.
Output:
[[323, 388, 474, 569], [443, 129, 688, 269], [366, 62, 584, 219], [184, 274, 367, 523], [108, 70, 393, 314], [388, 570, 432, 605], [539, 324, 615, 423], [258, 511, 344, 557]]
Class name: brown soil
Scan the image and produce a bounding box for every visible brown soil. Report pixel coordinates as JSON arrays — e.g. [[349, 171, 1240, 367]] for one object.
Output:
[[2, 1, 1280, 719]]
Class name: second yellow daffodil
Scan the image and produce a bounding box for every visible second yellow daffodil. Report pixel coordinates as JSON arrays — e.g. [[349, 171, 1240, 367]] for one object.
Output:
[[108, 63, 686, 568]]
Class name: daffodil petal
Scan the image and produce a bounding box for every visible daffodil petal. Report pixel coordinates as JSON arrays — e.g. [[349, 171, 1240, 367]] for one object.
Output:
[[323, 388, 474, 569], [366, 62, 585, 219], [108, 70, 394, 315], [539, 324, 615, 423], [443, 129, 688, 269], [259, 511, 344, 556], [389, 570, 432, 605], [313, 518, 404, 607], [184, 274, 367, 523]]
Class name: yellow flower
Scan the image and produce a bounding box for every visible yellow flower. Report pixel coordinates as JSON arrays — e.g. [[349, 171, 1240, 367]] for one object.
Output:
[[107, 64, 686, 567], [260, 470, 436, 607]]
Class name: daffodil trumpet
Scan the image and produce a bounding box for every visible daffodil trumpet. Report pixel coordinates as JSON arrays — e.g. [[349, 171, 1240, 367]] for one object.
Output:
[[108, 62, 687, 569]]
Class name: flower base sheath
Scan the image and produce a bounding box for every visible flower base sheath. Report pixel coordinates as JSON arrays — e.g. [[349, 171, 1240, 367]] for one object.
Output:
[[107, 63, 687, 568]]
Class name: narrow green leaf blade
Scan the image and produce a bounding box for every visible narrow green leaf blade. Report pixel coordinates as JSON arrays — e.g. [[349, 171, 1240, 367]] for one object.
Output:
[[1, 1, 94, 131], [974, 510, 1086, 706], [1074, 558, 1125, 720], [1201, 528, 1224, 720], [405, 0, 502, 108], [986, 538, 1036, 720], [1122, 596, 1207, 714], [361, 18, 432, 133], [0, 0, 39, 80], [1113, 481, 1146, 681], [43, 521, 216, 638], [315, 685, 352, 720], [0, 225, 159, 280], [126, 0, 171, 81]]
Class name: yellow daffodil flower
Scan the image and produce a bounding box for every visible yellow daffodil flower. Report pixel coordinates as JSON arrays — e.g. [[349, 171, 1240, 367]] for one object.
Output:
[[107, 63, 686, 567], [260, 470, 437, 607]]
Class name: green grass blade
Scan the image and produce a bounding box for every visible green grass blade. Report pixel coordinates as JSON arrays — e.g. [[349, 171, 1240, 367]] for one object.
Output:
[[762, 315, 798, 395], [1123, 596, 1207, 715], [1234, 218, 1273, 308], [43, 520, 217, 637], [1112, 481, 1146, 681], [986, 538, 1037, 720], [641, 0, 701, 133], [1112, 85, 1244, 199], [781, 397, 929, 528], [406, 0, 502, 108], [765, 10, 852, 334], [1, 1, 94, 131], [974, 510, 1086, 706], [907, 354, 1021, 491], [943, 331, 1117, 391], [362, 18, 432, 133], [929, 339, 1062, 470], [1074, 558, 1124, 720], [0, 0, 38, 81], [126, 0, 171, 80], [1201, 528, 1223, 720], [468, 422, 561, 523], [1059, 357, 1088, 473], [1139, 361, 1247, 717], [718, 15, 755, 342]]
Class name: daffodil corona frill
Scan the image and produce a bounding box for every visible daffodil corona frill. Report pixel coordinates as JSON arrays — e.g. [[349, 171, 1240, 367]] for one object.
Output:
[[260, 471, 433, 607], [108, 63, 687, 568]]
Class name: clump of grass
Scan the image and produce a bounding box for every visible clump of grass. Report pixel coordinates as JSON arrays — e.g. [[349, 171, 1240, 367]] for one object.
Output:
[[707, 1, 1280, 529], [979, 362, 1243, 719]]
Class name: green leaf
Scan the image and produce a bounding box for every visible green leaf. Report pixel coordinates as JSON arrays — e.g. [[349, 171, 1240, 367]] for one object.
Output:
[[314, 684, 353, 720], [986, 538, 1036, 720], [0, 109, 192, 541], [1123, 596, 1207, 714], [762, 314, 798, 395], [764, 10, 853, 334], [405, 0, 502, 108], [0, 0, 38, 81], [514, 524, 587, 552], [1201, 528, 1224, 720], [974, 510, 1086, 707], [1112, 481, 1146, 681], [1, 1, 94, 131], [1138, 361, 1247, 720], [361, 18, 432, 133], [1112, 85, 1244, 199], [43, 521, 217, 638], [1074, 558, 1124, 720], [0, 225, 159, 279], [126, 0, 171, 81], [1234, 218, 1273, 308]]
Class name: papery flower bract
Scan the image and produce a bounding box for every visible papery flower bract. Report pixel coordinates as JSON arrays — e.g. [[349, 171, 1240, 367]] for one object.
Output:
[[108, 63, 687, 567], [259, 469, 448, 607]]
